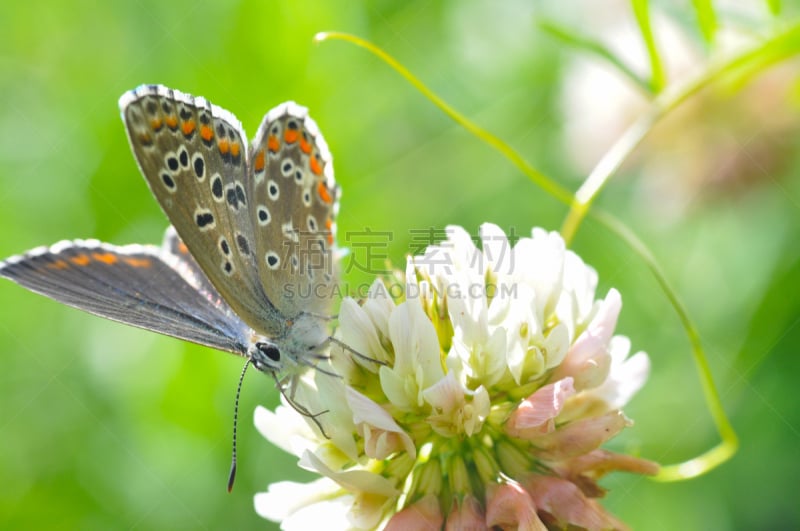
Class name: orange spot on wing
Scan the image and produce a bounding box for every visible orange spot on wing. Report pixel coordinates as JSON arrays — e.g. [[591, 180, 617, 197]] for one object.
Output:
[[178, 242, 188, 254], [310, 156, 323, 176], [218, 139, 230, 155], [150, 118, 163, 131], [46, 260, 69, 270], [254, 150, 265, 172], [299, 136, 312, 154], [317, 182, 333, 204], [200, 124, 214, 142], [92, 252, 118, 265], [123, 257, 152, 268], [325, 219, 334, 245], [230, 142, 240, 158], [182, 119, 196, 136], [165, 116, 178, 130], [70, 254, 91, 266], [138, 132, 153, 145], [267, 134, 280, 152], [284, 129, 299, 144]]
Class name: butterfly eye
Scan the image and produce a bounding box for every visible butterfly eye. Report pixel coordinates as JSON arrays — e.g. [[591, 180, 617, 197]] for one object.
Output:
[[255, 342, 281, 363]]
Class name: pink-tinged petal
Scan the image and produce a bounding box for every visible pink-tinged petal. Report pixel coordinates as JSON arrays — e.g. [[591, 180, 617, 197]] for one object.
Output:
[[386, 494, 444, 531], [530, 411, 630, 461], [485, 482, 547, 531], [585, 288, 621, 348], [524, 475, 627, 531], [507, 377, 575, 438], [554, 289, 621, 390], [346, 387, 416, 460], [446, 495, 487, 531], [557, 449, 660, 480]]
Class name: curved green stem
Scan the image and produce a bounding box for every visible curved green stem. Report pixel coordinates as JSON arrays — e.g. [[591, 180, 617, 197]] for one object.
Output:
[[590, 211, 739, 481], [313, 31, 575, 207]]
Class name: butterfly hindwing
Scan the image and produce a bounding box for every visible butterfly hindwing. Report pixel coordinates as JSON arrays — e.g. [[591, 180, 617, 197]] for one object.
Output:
[[162, 224, 222, 300]]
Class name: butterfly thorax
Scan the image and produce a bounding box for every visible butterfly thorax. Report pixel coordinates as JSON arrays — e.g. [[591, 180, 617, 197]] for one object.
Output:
[[247, 312, 329, 374]]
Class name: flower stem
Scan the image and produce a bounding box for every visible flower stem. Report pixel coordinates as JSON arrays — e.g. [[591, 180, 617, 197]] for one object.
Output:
[[591, 211, 739, 481], [313, 31, 575, 207]]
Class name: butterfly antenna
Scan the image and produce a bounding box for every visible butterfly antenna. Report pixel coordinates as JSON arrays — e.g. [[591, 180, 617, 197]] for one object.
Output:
[[228, 357, 251, 492]]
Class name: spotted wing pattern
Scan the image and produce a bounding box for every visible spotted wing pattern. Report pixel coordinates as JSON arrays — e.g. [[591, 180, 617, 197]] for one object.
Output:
[[247, 102, 339, 317], [120, 85, 277, 334], [119, 85, 340, 335]]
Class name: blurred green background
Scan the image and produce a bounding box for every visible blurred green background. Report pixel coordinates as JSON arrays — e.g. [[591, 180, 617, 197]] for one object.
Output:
[[1, 1, 799, 529]]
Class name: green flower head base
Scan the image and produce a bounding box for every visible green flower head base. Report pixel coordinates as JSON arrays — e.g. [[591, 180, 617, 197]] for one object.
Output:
[[255, 224, 657, 530]]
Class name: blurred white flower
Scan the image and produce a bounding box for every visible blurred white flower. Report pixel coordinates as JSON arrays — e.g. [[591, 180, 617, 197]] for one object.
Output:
[[255, 223, 657, 529]]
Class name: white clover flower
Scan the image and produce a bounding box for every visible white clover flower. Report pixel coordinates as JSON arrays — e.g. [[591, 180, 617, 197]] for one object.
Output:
[[255, 223, 657, 530]]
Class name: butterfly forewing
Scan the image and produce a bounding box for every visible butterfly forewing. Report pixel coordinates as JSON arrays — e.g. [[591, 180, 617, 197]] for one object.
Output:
[[0, 238, 252, 354], [248, 103, 340, 317], [120, 85, 280, 335]]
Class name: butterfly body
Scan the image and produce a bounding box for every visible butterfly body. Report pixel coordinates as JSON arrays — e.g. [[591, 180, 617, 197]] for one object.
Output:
[[0, 85, 340, 383]]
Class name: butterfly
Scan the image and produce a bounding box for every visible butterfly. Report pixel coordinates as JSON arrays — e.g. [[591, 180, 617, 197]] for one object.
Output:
[[0, 85, 342, 488]]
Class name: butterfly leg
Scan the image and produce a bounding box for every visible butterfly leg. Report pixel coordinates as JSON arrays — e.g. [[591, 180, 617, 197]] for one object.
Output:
[[323, 336, 388, 366], [271, 372, 331, 438]]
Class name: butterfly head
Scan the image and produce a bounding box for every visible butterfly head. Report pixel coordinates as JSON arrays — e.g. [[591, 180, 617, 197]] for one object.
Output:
[[249, 341, 282, 372], [248, 312, 330, 374]]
